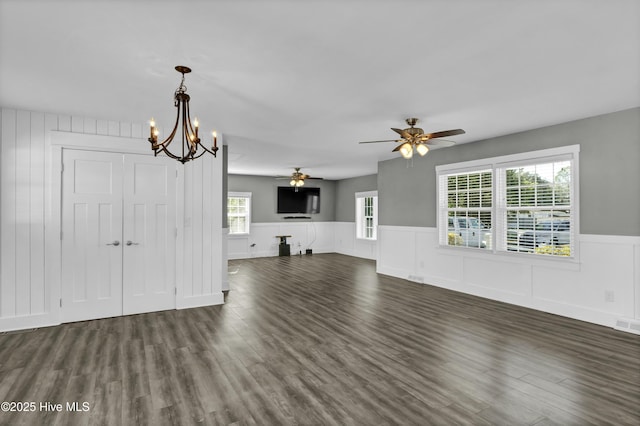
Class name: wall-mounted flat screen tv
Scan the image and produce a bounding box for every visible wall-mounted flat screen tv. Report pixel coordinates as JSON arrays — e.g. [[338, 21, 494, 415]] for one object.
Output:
[[277, 186, 320, 214]]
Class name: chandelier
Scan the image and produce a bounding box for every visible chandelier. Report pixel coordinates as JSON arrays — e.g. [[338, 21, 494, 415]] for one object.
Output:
[[148, 66, 218, 163]]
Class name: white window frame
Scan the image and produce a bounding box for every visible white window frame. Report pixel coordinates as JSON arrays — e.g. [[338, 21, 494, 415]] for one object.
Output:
[[436, 145, 580, 261], [227, 191, 251, 235], [355, 191, 378, 240]]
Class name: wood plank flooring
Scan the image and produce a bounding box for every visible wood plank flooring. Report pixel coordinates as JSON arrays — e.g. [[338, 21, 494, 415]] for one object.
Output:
[[1, 253, 639, 425]]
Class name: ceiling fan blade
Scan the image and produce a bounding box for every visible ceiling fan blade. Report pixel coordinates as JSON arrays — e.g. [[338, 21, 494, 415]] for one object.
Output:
[[425, 139, 456, 148], [425, 129, 465, 139], [391, 128, 412, 139], [358, 139, 401, 144], [305, 177, 324, 180]]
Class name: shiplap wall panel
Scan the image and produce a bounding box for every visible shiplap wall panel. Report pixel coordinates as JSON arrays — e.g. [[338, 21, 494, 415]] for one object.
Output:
[[131, 123, 143, 139], [44, 112, 59, 216], [2, 108, 226, 329], [1, 107, 227, 329], [192, 160, 204, 296], [1, 109, 17, 317], [83, 117, 97, 135], [71, 116, 84, 133], [202, 155, 213, 295], [183, 161, 194, 297], [15, 111, 32, 316], [120, 122, 131, 138], [29, 112, 46, 315], [58, 114, 71, 132], [96, 120, 109, 135], [108, 121, 119, 136]]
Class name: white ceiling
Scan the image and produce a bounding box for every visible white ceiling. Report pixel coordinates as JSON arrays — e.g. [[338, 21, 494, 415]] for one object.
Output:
[[1, 0, 638, 180]]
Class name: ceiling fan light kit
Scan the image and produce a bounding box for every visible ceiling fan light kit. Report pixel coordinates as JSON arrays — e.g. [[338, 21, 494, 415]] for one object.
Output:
[[359, 117, 465, 160], [277, 167, 322, 192], [399, 142, 413, 159], [148, 66, 218, 164], [290, 178, 304, 187], [416, 143, 429, 156]]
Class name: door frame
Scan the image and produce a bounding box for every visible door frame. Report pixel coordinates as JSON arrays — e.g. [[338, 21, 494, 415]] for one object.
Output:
[[46, 131, 184, 324]]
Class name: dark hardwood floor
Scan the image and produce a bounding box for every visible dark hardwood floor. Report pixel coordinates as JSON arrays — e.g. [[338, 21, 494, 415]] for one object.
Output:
[[1, 253, 639, 425]]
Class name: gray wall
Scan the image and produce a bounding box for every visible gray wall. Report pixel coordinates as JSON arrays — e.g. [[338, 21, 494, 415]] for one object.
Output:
[[334, 174, 378, 222], [378, 107, 640, 236], [228, 174, 337, 223]]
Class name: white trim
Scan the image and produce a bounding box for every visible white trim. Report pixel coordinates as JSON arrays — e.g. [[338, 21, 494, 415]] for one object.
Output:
[[177, 293, 224, 310], [635, 244, 640, 320], [436, 145, 580, 262], [435, 144, 580, 173], [221, 228, 229, 291], [0, 313, 59, 333], [578, 234, 640, 245], [354, 190, 378, 199], [45, 144, 63, 326], [229, 191, 252, 198], [355, 191, 378, 241], [435, 240, 581, 271], [50, 130, 151, 154], [47, 132, 187, 328], [227, 191, 252, 235]]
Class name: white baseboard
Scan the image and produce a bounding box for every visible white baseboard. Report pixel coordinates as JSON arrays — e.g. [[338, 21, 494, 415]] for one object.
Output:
[[177, 292, 224, 310], [0, 313, 59, 333]]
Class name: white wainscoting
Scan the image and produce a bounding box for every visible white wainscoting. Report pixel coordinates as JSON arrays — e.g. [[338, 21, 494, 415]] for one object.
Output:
[[228, 222, 335, 259], [333, 222, 377, 260], [228, 221, 378, 261], [378, 225, 640, 329]]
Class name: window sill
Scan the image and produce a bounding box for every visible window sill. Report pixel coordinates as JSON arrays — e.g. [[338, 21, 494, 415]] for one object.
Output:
[[436, 244, 581, 271], [228, 232, 250, 238]]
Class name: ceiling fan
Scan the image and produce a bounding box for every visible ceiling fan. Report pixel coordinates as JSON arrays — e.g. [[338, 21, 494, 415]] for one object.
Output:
[[276, 167, 323, 191], [359, 118, 465, 159]]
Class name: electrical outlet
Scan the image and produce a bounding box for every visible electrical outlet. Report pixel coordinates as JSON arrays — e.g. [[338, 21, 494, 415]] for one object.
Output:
[[605, 290, 615, 303]]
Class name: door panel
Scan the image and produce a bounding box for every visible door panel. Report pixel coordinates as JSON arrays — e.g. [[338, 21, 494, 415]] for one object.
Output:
[[61, 150, 177, 322], [61, 150, 124, 322], [122, 154, 176, 315]]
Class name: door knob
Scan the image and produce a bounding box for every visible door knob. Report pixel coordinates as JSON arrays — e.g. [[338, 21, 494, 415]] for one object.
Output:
[[126, 241, 139, 246], [107, 240, 120, 246]]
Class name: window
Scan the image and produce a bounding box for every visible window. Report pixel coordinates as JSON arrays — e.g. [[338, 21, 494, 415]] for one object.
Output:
[[356, 191, 378, 240], [443, 170, 493, 249], [227, 192, 251, 234], [437, 145, 579, 258], [500, 160, 573, 256]]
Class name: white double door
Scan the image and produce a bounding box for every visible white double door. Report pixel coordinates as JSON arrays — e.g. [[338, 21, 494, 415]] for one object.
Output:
[[61, 149, 177, 323]]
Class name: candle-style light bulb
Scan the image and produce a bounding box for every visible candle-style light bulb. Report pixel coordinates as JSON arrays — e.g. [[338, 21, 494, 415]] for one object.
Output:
[[212, 130, 218, 148], [193, 118, 199, 137], [149, 117, 156, 140]]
